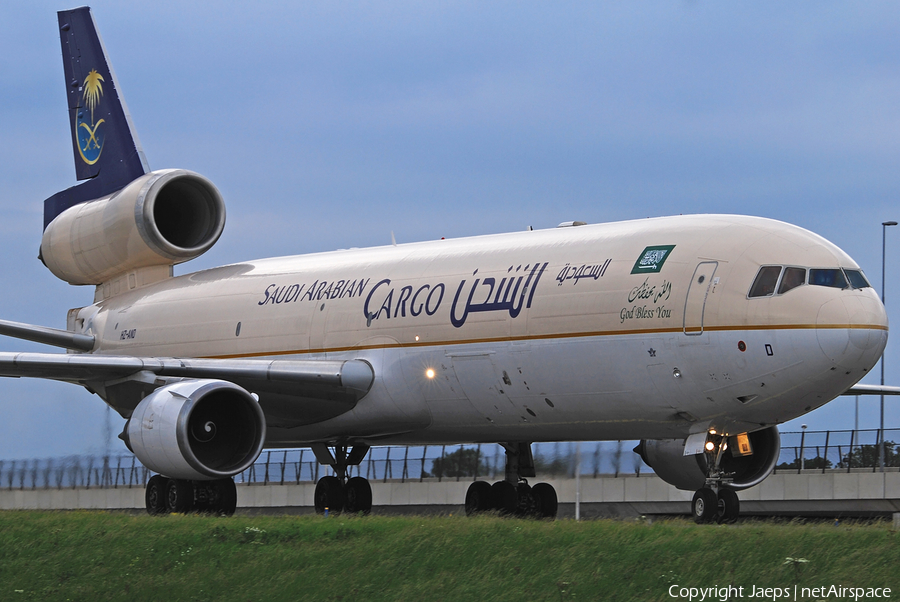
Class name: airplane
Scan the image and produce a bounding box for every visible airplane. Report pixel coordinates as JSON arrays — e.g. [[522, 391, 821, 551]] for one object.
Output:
[[0, 6, 895, 522]]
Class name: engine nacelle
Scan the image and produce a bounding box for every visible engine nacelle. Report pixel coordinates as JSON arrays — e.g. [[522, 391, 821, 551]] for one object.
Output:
[[125, 379, 266, 481], [635, 426, 780, 491], [40, 169, 225, 285]]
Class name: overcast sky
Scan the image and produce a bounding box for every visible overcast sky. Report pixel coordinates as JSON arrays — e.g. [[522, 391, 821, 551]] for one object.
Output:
[[1, 2, 899, 459]]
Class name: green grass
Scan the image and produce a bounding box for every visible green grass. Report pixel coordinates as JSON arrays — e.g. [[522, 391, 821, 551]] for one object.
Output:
[[0, 512, 896, 601]]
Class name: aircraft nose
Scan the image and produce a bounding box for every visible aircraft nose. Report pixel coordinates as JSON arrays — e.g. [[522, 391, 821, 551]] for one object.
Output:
[[816, 294, 888, 369]]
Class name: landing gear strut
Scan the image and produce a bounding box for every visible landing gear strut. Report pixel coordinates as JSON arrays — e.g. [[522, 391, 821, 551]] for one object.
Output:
[[691, 435, 740, 524], [311, 443, 373, 515], [144, 475, 237, 516], [465, 442, 558, 519]]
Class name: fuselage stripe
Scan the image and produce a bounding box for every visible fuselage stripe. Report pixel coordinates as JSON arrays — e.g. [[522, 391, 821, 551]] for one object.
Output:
[[198, 322, 886, 360]]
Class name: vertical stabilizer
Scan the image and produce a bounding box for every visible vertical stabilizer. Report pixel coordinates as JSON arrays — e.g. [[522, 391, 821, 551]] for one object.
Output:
[[43, 7, 149, 229]]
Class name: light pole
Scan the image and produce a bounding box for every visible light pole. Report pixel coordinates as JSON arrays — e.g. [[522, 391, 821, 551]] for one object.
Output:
[[801, 424, 807, 470], [880, 221, 897, 472]]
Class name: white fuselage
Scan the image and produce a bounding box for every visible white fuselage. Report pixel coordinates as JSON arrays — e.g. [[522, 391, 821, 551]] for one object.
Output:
[[76, 214, 888, 446]]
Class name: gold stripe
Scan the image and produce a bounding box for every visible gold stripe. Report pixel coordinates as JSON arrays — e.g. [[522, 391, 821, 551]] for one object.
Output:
[[202, 323, 887, 360]]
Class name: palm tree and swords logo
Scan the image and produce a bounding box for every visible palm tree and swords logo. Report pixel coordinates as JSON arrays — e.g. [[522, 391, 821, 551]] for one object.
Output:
[[76, 69, 105, 165]]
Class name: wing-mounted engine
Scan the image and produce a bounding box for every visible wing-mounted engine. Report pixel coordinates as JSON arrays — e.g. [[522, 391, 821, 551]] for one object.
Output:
[[635, 426, 780, 491], [40, 169, 225, 293], [123, 379, 265, 481]]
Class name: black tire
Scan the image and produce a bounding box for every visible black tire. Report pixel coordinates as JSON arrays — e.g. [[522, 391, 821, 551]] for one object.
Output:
[[314, 476, 345, 515], [465, 481, 493, 516], [145, 475, 168, 516], [217, 478, 237, 517], [491, 480, 517, 516], [345, 477, 372, 514], [716, 488, 740, 524], [166, 479, 194, 514], [692, 487, 717, 524], [532, 482, 558, 519]]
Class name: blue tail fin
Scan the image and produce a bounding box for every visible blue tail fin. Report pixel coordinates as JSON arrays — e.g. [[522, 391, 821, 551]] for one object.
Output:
[[43, 7, 148, 229]]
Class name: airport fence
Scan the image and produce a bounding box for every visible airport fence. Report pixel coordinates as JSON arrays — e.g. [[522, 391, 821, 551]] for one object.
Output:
[[0, 429, 897, 490], [774, 428, 900, 473]]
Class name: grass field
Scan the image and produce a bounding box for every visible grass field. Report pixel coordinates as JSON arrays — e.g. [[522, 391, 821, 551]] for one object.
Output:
[[0, 511, 896, 601]]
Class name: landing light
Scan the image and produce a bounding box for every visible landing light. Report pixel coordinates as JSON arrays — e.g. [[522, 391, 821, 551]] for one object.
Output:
[[705, 441, 715, 452], [425, 368, 435, 379]]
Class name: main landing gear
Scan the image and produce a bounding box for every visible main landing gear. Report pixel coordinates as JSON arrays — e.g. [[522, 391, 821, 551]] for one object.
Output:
[[691, 435, 740, 524], [311, 443, 373, 515], [145, 475, 237, 516], [465, 442, 558, 519]]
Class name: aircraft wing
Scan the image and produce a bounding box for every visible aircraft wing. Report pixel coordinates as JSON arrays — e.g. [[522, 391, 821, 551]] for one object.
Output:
[[0, 318, 376, 427], [842, 384, 900, 396], [0, 351, 375, 426], [0, 352, 371, 391]]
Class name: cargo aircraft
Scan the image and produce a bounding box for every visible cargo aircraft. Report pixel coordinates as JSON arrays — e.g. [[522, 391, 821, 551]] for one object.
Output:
[[0, 7, 894, 522]]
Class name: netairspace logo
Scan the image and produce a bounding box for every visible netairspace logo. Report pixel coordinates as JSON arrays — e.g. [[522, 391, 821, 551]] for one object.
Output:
[[667, 584, 892, 602]]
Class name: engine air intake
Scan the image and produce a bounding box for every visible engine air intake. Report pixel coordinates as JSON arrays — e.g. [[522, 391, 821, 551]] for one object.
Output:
[[126, 379, 265, 481], [147, 172, 225, 258], [40, 169, 225, 286]]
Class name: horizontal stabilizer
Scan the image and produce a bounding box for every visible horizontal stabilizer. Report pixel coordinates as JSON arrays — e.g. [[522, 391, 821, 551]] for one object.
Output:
[[0, 318, 94, 351]]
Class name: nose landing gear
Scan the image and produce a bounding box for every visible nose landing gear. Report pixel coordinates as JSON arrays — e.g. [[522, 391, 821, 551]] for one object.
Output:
[[692, 435, 740, 524]]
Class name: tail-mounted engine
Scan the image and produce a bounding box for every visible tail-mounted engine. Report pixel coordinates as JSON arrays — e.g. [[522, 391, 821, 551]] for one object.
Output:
[[634, 426, 781, 491], [40, 169, 225, 287], [123, 379, 265, 481]]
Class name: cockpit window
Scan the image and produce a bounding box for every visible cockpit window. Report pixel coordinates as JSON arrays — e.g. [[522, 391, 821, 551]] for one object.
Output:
[[751, 264, 867, 297], [844, 269, 871, 289], [778, 267, 806, 294], [749, 266, 782, 298], [809, 268, 848, 289]]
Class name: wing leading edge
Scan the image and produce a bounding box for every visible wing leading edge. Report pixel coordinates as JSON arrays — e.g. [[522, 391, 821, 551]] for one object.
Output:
[[841, 384, 900, 396], [0, 317, 376, 428], [0, 352, 373, 391]]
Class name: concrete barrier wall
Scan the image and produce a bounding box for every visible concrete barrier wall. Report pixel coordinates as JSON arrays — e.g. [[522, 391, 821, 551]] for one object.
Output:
[[1, 471, 898, 516]]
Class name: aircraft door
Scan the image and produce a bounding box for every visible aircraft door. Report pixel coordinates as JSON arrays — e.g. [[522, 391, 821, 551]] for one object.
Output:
[[683, 262, 718, 335]]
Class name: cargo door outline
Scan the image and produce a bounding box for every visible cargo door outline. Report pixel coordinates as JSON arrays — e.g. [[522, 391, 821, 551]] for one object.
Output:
[[683, 262, 718, 335]]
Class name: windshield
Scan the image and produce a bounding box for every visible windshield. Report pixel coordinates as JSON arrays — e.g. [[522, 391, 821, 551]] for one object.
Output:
[[809, 268, 848, 289], [749, 265, 870, 297], [844, 269, 871, 289], [778, 267, 806, 294], [748, 266, 782, 298]]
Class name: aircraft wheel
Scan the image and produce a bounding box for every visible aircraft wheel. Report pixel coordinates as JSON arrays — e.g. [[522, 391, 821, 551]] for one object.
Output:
[[345, 477, 372, 514], [532, 482, 558, 519], [716, 488, 740, 524], [145, 475, 168, 515], [465, 481, 493, 516], [216, 478, 237, 516], [491, 481, 518, 516], [166, 478, 194, 514], [315, 476, 345, 515], [691, 487, 718, 524]]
